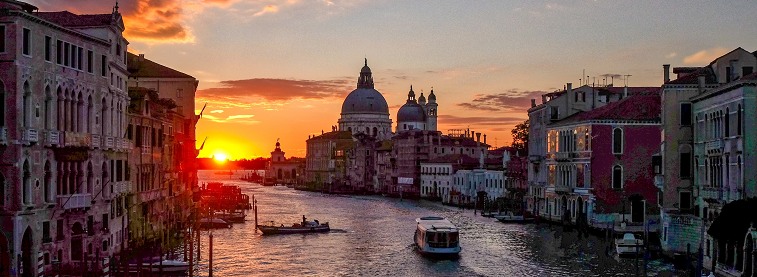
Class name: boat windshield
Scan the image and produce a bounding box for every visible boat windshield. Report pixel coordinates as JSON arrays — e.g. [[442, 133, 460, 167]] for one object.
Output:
[[426, 231, 459, 248]]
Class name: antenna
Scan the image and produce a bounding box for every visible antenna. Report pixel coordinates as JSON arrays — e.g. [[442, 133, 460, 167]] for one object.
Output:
[[624, 74, 632, 86]]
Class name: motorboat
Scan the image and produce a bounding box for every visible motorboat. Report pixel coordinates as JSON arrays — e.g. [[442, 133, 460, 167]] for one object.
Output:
[[257, 219, 330, 235], [615, 233, 644, 256], [414, 216, 461, 257], [145, 260, 189, 273], [494, 212, 535, 223], [198, 218, 231, 229], [218, 211, 246, 223]]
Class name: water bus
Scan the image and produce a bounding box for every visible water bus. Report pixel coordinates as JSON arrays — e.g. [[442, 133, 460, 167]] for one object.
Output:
[[414, 216, 461, 257]]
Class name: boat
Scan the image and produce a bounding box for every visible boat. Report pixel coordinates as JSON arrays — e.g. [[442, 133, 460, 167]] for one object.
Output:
[[214, 170, 233, 175], [145, 260, 190, 273], [494, 212, 535, 223], [414, 216, 461, 257], [217, 211, 246, 223], [198, 218, 231, 229], [615, 233, 644, 256], [257, 218, 330, 235]]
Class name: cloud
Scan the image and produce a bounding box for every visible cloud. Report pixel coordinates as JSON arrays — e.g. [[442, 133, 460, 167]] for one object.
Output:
[[439, 115, 525, 126], [253, 5, 279, 16], [683, 47, 729, 65], [197, 78, 353, 104], [203, 114, 259, 124], [209, 110, 224, 114], [665, 52, 677, 59], [456, 89, 546, 112]]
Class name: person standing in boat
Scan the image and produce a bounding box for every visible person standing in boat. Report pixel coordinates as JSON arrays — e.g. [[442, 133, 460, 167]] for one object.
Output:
[[302, 215, 306, 225]]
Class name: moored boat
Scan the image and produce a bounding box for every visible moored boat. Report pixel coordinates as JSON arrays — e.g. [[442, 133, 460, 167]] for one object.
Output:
[[414, 216, 461, 257], [145, 260, 190, 273], [494, 212, 535, 223], [198, 218, 231, 229], [615, 233, 644, 256], [257, 217, 330, 235]]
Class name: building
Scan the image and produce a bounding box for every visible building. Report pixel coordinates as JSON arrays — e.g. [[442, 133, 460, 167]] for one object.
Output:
[[543, 89, 661, 231], [420, 154, 478, 202], [266, 140, 303, 185], [304, 131, 353, 192], [396, 86, 438, 132], [0, 1, 131, 275]]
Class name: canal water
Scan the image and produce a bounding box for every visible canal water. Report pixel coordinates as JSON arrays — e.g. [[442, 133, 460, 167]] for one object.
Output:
[[192, 170, 678, 276]]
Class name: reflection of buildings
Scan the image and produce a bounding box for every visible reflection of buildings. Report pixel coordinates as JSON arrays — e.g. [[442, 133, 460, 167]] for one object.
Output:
[[0, 2, 131, 275], [265, 140, 303, 185]]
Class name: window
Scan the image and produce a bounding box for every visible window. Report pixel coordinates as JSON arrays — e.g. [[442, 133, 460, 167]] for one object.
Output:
[[77, 47, 83, 70], [45, 36, 51, 61], [56, 219, 64, 240], [652, 155, 662, 174], [725, 107, 730, 137], [612, 165, 622, 189], [56, 40, 62, 64], [101, 55, 107, 76], [612, 128, 623, 154], [22, 28, 31, 56], [680, 103, 692, 126], [64, 43, 70, 66], [679, 191, 691, 210], [0, 25, 5, 52], [680, 152, 691, 178], [85, 50, 93, 73], [550, 106, 559, 120], [726, 67, 732, 83], [738, 104, 742, 136], [744, 67, 754, 76], [43, 221, 51, 242]]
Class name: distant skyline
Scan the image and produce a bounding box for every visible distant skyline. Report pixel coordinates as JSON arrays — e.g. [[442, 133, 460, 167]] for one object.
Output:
[[28, 0, 757, 158]]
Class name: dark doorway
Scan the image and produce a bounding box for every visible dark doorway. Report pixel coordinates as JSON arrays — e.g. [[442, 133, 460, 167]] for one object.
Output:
[[744, 234, 753, 276], [630, 195, 644, 223], [21, 227, 32, 277], [0, 233, 10, 277]]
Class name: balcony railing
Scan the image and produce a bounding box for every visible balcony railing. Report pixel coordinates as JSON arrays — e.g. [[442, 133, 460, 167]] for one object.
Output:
[[112, 182, 130, 195], [105, 136, 114, 149], [57, 194, 92, 210], [62, 132, 91, 148], [700, 186, 722, 200], [705, 140, 723, 152], [24, 128, 39, 143], [91, 134, 101, 148], [45, 130, 60, 146], [555, 185, 571, 193]]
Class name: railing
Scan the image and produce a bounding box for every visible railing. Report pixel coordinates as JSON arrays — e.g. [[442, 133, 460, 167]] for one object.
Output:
[[139, 189, 164, 203], [57, 194, 92, 210], [0, 127, 6, 144], [45, 130, 60, 146], [91, 134, 101, 148], [700, 186, 722, 200], [529, 155, 542, 162], [555, 152, 571, 160], [705, 140, 723, 152], [25, 128, 39, 143], [555, 185, 571, 193], [105, 136, 114, 149], [62, 132, 91, 147], [112, 182, 130, 195]]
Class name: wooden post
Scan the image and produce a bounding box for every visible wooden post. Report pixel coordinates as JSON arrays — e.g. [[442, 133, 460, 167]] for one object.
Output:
[[189, 227, 194, 277], [196, 225, 201, 261], [254, 199, 258, 231], [209, 232, 213, 277]]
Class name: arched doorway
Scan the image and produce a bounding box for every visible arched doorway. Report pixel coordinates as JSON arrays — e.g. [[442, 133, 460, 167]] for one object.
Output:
[[71, 222, 84, 262], [561, 195, 569, 222], [21, 227, 32, 277], [0, 232, 9, 276], [744, 234, 753, 276], [432, 181, 438, 199]]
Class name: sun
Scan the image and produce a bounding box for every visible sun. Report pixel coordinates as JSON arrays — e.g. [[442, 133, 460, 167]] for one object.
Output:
[[214, 153, 228, 163]]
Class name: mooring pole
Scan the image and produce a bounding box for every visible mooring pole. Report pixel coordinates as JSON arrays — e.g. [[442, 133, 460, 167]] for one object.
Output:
[[209, 232, 214, 277]]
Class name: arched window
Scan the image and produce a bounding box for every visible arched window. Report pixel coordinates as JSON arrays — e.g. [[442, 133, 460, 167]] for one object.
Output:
[[44, 161, 52, 203], [372, 127, 377, 137], [725, 107, 730, 137], [87, 162, 93, 194], [23, 160, 31, 205], [612, 128, 623, 154], [612, 165, 622, 189], [101, 98, 107, 135], [738, 104, 743, 136], [57, 87, 64, 130], [87, 95, 93, 133]]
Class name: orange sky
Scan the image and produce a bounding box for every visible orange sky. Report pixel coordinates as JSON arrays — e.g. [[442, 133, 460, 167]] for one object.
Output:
[[27, 0, 757, 159]]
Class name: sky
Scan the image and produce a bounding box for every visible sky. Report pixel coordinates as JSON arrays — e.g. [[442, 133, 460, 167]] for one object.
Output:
[[28, 0, 757, 158]]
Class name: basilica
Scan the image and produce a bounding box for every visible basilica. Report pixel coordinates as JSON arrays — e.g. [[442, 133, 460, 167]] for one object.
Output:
[[304, 60, 496, 198]]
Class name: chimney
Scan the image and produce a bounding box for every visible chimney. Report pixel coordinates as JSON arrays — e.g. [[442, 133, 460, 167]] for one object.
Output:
[[623, 85, 628, 98], [476, 133, 481, 143], [138, 53, 145, 62], [663, 64, 670, 83], [567, 82, 573, 97], [471, 131, 475, 140], [483, 134, 487, 145], [698, 75, 706, 93], [531, 99, 536, 107], [541, 95, 547, 104]]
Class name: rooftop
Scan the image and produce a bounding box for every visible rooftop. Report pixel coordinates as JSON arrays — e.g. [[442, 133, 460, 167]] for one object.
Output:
[[36, 11, 113, 27], [550, 90, 661, 126], [127, 52, 195, 79]]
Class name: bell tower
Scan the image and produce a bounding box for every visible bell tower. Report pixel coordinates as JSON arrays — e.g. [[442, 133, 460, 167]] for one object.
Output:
[[427, 88, 438, 131]]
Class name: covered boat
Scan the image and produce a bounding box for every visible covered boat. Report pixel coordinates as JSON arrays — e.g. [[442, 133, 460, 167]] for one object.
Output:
[[615, 233, 644, 256], [414, 216, 461, 257], [199, 218, 231, 229], [257, 217, 330, 235]]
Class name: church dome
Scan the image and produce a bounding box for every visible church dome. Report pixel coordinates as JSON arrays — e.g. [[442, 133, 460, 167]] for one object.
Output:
[[341, 88, 390, 115], [341, 59, 389, 115], [397, 102, 427, 122], [397, 85, 426, 122]]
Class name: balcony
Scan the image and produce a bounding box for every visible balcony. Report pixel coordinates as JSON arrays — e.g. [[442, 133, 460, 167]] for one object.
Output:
[[529, 155, 542, 163], [654, 175, 664, 189], [555, 185, 571, 193], [23, 128, 39, 143], [45, 130, 60, 146], [105, 136, 114, 149], [112, 182, 130, 195], [0, 127, 6, 145], [705, 140, 723, 153], [139, 189, 164, 203], [57, 194, 92, 210], [700, 186, 722, 200], [62, 132, 91, 148], [91, 134, 101, 148]]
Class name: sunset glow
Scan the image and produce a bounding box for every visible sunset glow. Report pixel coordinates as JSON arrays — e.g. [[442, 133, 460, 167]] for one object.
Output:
[[214, 153, 228, 163], [26, 0, 757, 159]]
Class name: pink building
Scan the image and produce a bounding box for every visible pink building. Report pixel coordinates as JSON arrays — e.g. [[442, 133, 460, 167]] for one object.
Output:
[[543, 90, 661, 232]]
